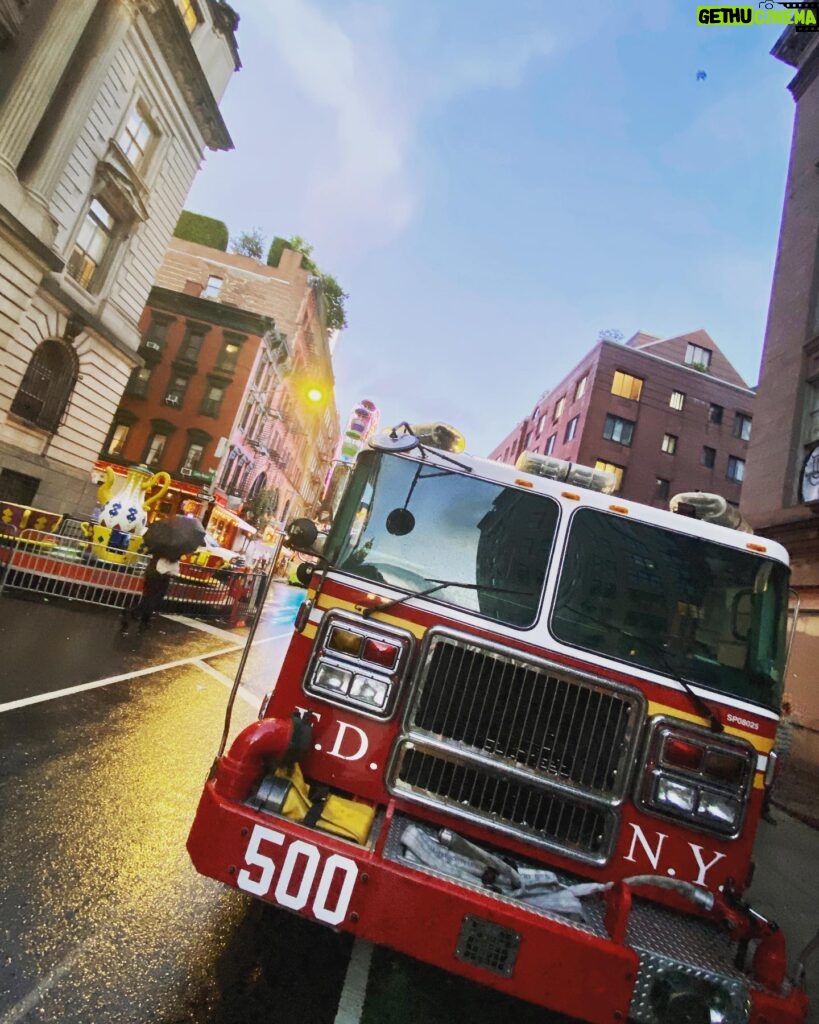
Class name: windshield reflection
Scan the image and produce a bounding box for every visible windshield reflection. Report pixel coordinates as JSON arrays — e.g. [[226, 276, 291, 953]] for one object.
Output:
[[551, 509, 789, 709], [328, 452, 559, 627]]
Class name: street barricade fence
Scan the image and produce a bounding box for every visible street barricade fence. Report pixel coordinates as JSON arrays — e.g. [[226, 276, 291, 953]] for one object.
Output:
[[0, 526, 266, 626]]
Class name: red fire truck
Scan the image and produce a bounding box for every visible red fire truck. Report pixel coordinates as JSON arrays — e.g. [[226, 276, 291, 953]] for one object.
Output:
[[188, 422, 811, 1024]]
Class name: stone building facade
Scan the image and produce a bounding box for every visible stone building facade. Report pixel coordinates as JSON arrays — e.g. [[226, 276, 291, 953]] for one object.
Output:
[[741, 27, 819, 757], [490, 329, 755, 510], [99, 237, 340, 547], [0, 0, 239, 516]]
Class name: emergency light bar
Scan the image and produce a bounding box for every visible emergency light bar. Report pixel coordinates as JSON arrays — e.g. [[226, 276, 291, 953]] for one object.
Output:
[[515, 452, 617, 494], [370, 422, 467, 454], [669, 491, 753, 533]]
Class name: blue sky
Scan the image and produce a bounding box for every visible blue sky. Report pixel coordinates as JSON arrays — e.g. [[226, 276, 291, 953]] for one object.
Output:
[[186, 0, 796, 456]]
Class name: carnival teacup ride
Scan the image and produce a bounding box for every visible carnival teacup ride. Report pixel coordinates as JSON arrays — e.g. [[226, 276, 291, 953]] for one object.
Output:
[[80, 523, 145, 565]]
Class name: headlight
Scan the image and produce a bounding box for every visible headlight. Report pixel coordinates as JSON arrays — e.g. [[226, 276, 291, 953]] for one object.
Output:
[[313, 663, 354, 695], [349, 674, 389, 709], [639, 721, 755, 837], [304, 614, 413, 719], [697, 791, 741, 829], [655, 777, 697, 814]]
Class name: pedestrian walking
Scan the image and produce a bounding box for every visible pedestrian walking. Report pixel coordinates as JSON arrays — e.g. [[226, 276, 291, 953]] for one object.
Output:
[[122, 554, 179, 631]]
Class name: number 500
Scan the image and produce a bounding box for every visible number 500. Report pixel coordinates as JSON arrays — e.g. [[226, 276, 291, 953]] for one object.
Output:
[[237, 824, 359, 926]]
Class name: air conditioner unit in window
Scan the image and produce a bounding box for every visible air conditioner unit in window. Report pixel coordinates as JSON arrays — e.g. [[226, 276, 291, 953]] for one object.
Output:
[[165, 393, 181, 406], [145, 340, 161, 350], [179, 467, 193, 477]]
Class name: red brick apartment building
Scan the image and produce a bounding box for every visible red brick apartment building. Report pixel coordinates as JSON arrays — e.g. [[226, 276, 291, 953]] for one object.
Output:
[[489, 329, 755, 509], [98, 238, 339, 551], [741, 27, 819, 749]]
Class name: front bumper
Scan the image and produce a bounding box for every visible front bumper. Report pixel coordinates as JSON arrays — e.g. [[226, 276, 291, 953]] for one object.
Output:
[[188, 781, 808, 1024]]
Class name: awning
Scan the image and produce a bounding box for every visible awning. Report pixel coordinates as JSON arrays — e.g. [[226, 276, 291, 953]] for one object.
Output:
[[209, 503, 257, 536]]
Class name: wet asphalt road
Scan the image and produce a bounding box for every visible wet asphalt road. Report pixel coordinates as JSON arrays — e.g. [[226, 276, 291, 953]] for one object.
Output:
[[0, 584, 359, 1024], [0, 586, 816, 1024]]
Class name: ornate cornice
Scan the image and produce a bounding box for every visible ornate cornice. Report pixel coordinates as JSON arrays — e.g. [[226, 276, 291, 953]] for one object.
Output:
[[148, 285, 271, 335], [137, 0, 233, 151]]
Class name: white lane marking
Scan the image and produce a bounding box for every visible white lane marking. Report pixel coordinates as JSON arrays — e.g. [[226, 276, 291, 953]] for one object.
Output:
[[0, 942, 86, 1024], [334, 938, 374, 1024], [0, 628, 297, 714], [160, 614, 244, 642], [0, 645, 242, 714], [194, 658, 258, 708]]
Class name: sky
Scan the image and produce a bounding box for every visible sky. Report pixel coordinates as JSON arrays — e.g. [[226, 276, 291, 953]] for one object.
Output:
[[186, 0, 797, 457]]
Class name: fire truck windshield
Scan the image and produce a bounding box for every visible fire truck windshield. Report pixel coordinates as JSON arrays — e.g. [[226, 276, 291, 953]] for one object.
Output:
[[327, 451, 560, 627], [551, 508, 790, 710]]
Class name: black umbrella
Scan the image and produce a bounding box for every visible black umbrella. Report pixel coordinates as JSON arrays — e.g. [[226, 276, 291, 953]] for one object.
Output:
[[142, 515, 207, 560]]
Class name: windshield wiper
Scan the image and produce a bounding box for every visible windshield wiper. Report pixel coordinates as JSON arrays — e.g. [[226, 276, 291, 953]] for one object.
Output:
[[675, 675, 724, 733], [557, 607, 724, 732], [361, 578, 535, 619]]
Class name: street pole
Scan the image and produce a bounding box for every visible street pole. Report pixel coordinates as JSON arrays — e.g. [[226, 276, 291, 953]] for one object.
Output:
[[216, 528, 287, 758]]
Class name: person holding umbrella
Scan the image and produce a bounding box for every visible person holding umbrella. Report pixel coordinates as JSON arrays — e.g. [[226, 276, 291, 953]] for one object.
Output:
[[122, 515, 206, 630]]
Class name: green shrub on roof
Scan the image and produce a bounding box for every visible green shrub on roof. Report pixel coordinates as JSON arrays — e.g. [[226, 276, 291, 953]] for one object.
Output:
[[173, 211, 229, 251]]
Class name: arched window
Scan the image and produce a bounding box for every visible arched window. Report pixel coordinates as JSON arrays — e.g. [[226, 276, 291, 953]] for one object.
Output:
[[11, 339, 78, 433]]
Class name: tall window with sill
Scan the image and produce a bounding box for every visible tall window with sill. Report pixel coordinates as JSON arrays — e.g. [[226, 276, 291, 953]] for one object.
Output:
[[669, 391, 685, 411], [66, 199, 117, 291], [203, 275, 223, 299], [702, 446, 716, 468], [553, 397, 565, 422], [733, 413, 752, 441], [180, 443, 205, 474], [574, 375, 588, 402], [106, 423, 130, 457], [144, 433, 168, 466], [656, 478, 670, 501], [216, 337, 241, 370], [685, 343, 712, 370], [564, 416, 579, 443], [661, 433, 678, 455], [117, 105, 156, 173], [611, 371, 643, 402], [594, 460, 624, 492], [603, 414, 634, 446], [709, 403, 724, 425], [726, 456, 745, 482], [176, 0, 200, 32], [178, 326, 205, 363], [10, 339, 78, 433], [125, 366, 151, 397], [164, 375, 189, 408], [200, 384, 225, 418], [545, 433, 557, 455], [142, 317, 170, 355]]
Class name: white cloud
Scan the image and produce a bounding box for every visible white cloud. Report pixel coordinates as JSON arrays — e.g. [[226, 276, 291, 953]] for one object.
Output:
[[256, 0, 415, 252], [242, 0, 561, 258], [428, 32, 554, 101]]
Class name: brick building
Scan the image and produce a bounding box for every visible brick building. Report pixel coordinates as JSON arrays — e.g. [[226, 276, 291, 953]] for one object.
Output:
[[489, 329, 755, 509], [741, 27, 819, 749], [0, 1, 239, 515], [98, 236, 340, 550]]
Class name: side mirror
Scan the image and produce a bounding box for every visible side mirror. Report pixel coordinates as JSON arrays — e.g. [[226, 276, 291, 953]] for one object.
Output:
[[295, 562, 314, 586], [285, 518, 318, 552]]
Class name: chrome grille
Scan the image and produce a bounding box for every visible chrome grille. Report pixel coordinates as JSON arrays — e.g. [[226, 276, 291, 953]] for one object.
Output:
[[394, 745, 612, 857], [390, 632, 645, 863]]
